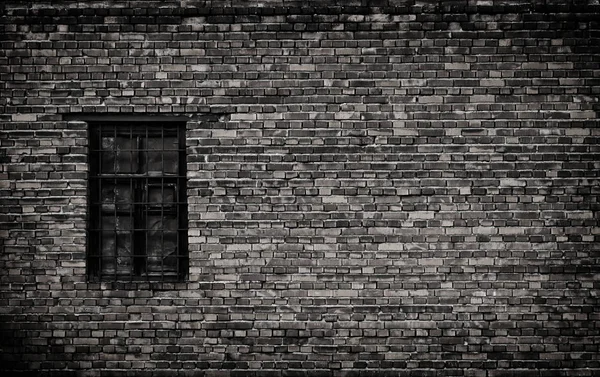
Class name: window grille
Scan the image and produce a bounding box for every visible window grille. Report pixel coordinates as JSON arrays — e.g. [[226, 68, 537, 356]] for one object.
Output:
[[88, 122, 187, 282]]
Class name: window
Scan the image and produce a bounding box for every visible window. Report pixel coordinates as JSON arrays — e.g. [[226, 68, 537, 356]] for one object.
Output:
[[88, 122, 187, 282]]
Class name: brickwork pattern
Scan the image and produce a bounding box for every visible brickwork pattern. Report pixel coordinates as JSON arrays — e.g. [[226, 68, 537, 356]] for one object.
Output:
[[1, 0, 599, 376]]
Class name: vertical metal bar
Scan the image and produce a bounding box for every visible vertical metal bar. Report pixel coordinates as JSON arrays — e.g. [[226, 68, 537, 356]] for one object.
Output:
[[178, 124, 187, 281], [175, 126, 178, 281], [132, 129, 136, 278], [97, 124, 102, 279], [144, 126, 149, 278], [90, 123, 100, 279], [135, 126, 146, 278], [177, 124, 182, 280], [113, 123, 118, 282], [133, 129, 145, 278], [96, 124, 100, 279], [161, 125, 165, 281], [101, 123, 106, 280], [128, 124, 133, 280]]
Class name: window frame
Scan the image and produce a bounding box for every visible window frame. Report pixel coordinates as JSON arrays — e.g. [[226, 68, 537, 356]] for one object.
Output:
[[87, 120, 188, 283]]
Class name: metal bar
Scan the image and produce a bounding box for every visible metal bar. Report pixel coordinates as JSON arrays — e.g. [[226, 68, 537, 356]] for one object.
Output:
[[178, 124, 187, 280], [143, 126, 149, 279], [133, 132, 145, 277], [113, 124, 118, 281], [90, 124, 100, 279], [161, 125, 165, 281], [132, 124, 137, 280]]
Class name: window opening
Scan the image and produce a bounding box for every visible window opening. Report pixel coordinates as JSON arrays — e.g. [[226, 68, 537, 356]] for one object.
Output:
[[88, 122, 187, 282]]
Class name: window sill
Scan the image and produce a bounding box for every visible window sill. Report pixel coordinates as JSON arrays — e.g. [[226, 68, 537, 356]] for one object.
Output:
[[87, 280, 190, 292]]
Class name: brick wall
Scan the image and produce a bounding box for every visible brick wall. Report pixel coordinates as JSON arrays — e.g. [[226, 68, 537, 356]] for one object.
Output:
[[1, 0, 599, 376]]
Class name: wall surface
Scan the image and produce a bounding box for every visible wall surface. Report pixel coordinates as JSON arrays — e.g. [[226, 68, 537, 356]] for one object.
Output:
[[1, 0, 599, 376]]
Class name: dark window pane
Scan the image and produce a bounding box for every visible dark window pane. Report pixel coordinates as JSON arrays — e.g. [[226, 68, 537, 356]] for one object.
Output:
[[147, 184, 176, 206], [101, 183, 133, 211], [145, 137, 178, 175], [100, 137, 115, 174], [163, 137, 179, 175], [100, 216, 133, 276], [147, 216, 178, 274], [101, 136, 139, 174], [147, 215, 178, 234], [115, 136, 138, 173], [162, 152, 179, 175]]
